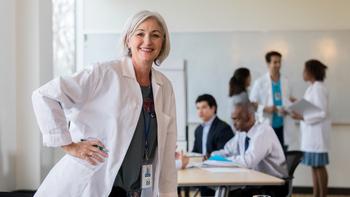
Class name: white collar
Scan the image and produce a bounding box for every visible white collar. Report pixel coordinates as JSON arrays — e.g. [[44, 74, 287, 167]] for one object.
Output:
[[201, 115, 216, 127]]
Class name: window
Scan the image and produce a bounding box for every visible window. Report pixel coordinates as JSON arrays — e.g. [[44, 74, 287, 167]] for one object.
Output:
[[52, 0, 76, 76]]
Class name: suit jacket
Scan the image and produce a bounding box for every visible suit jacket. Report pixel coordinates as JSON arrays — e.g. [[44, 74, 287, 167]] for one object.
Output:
[[192, 116, 234, 155]]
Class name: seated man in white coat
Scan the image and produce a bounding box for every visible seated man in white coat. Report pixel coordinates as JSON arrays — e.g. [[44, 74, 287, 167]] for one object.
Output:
[[211, 102, 288, 196]]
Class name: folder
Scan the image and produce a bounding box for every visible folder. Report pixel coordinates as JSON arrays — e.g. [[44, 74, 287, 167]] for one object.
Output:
[[203, 155, 240, 167], [287, 98, 321, 116]]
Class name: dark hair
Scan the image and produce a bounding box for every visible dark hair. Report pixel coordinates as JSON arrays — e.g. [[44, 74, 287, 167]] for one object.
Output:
[[265, 51, 282, 63], [229, 67, 250, 96], [304, 59, 328, 81], [195, 94, 217, 114]]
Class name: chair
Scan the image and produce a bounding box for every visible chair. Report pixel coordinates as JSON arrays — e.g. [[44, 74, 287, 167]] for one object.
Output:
[[0, 190, 35, 197], [285, 151, 303, 197], [260, 151, 303, 197]]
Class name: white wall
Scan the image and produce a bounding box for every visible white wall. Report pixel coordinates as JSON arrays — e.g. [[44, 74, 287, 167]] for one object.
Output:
[[0, 0, 17, 191], [0, 0, 53, 191], [15, 0, 42, 190], [83, 0, 350, 33], [82, 0, 350, 189]]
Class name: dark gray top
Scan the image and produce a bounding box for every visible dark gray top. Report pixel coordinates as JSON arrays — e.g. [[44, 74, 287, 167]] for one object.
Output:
[[114, 85, 158, 192]]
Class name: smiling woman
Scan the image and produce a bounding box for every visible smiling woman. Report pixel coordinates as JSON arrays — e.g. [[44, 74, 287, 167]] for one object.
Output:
[[120, 11, 170, 66], [128, 18, 165, 86], [32, 10, 177, 197], [129, 19, 163, 63]]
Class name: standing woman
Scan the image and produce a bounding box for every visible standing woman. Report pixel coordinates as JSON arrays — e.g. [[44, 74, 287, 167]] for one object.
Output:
[[291, 59, 330, 197], [228, 67, 251, 114], [32, 10, 177, 197]]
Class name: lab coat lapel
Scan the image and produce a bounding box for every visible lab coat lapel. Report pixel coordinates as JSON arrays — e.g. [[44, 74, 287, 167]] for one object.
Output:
[[151, 68, 167, 160], [121, 57, 143, 104], [151, 68, 170, 195], [265, 73, 274, 106], [119, 57, 144, 155], [281, 76, 291, 107]]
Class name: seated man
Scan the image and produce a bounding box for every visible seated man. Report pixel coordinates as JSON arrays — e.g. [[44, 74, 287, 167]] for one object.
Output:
[[192, 94, 234, 196], [212, 102, 288, 178], [192, 94, 234, 157], [211, 102, 288, 196]]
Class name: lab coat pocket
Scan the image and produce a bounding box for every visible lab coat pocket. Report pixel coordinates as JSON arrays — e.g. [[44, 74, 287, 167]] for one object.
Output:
[[162, 113, 171, 129], [35, 155, 95, 197], [156, 112, 172, 159]]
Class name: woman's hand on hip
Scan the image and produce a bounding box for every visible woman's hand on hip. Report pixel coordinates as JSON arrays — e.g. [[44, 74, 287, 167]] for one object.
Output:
[[62, 140, 109, 165]]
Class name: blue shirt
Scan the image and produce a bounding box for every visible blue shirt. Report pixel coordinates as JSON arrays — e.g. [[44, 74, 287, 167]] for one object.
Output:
[[271, 80, 283, 128], [201, 115, 216, 155]]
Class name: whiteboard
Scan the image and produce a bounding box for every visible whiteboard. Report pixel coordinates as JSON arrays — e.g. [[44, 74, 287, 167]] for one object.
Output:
[[83, 30, 350, 124], [156, 60, 187, 143]]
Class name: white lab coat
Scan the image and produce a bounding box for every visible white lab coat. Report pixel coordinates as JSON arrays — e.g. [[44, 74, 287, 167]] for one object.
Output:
[[300, 81, 331, 152], [249, 73, 295, 146], [32, 57, 178, 197]]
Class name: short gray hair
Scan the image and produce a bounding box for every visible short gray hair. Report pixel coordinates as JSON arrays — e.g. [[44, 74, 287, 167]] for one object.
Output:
[[234, 102, 255, 116], [120, 10, 170, 66]]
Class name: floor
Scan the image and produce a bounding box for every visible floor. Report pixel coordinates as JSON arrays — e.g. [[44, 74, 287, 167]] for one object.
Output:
[[181, 191, 350, 197], [293, 195, 350, 197]]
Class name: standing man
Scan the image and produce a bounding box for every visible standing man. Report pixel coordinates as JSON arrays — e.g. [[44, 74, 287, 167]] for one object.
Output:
[[250, 51, 295, 151]]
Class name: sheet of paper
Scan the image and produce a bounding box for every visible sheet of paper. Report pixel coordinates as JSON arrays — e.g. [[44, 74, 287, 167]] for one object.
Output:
[[202, 167, 248, 173], [185, 152, 204, 158], [288, 98, 321, 115], [186, 161, 202, 168]]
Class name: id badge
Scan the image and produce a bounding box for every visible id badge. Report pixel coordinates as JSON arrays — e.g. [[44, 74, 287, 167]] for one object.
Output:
[[141, 164, 153, 189]]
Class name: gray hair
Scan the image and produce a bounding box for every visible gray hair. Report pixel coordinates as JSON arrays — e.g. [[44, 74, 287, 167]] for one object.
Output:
[[120, 10, 170, 66], [234, 102, 255, 116]]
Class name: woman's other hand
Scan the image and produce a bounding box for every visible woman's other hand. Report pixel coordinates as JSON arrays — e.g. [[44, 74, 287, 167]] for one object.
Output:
[[62, 140, 108, 165]]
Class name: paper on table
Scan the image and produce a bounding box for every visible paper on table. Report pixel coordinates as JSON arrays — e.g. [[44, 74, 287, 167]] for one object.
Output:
[[185, 152, 204, 158], [287, 98, 321, 116], [186, 161, 202, 168], [202, 168, 248, 173]]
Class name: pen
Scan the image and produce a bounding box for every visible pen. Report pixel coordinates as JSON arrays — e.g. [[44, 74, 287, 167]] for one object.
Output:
[[81, 139, 109, 153]]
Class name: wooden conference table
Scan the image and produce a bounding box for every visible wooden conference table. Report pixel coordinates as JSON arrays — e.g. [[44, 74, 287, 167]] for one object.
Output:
[[178, 163, 285, 197]]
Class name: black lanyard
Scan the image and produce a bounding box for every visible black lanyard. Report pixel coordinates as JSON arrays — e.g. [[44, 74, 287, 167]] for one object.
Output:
[[142, 109, 152, 161], [141, 86, 155, 162]]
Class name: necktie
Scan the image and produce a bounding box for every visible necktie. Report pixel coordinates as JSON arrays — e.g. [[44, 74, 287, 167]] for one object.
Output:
[[245, 136, 250, 152]]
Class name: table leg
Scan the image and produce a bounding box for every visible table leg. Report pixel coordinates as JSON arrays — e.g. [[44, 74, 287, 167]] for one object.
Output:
[[215, 186, 229, 197]]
